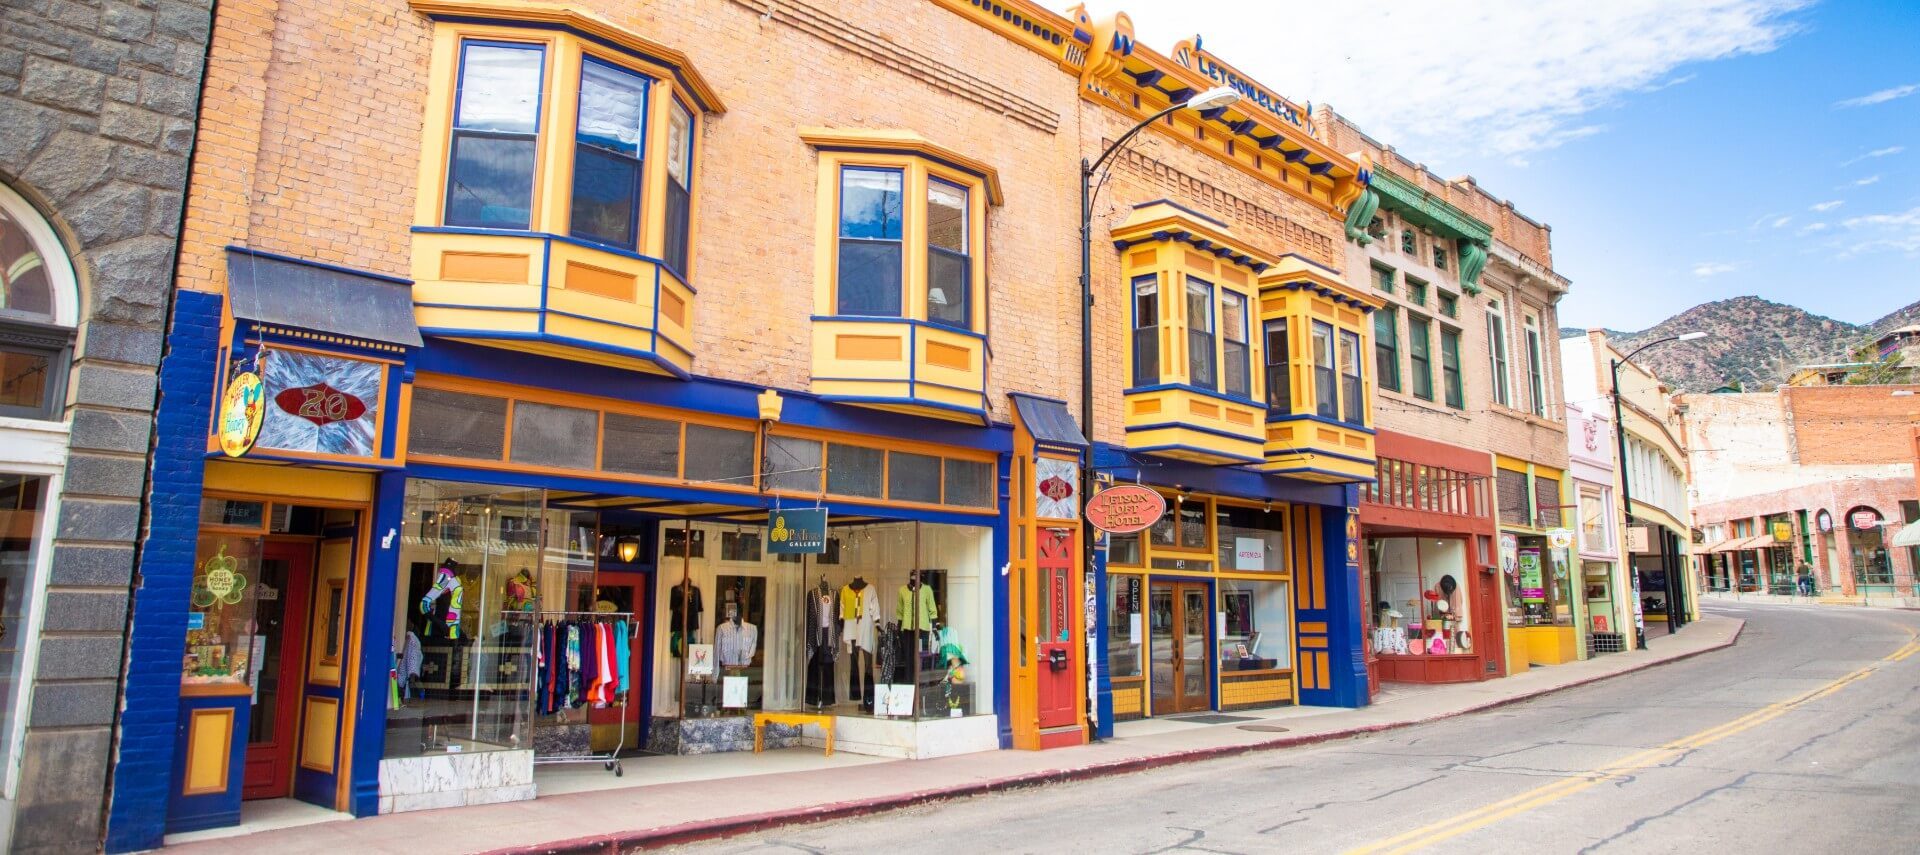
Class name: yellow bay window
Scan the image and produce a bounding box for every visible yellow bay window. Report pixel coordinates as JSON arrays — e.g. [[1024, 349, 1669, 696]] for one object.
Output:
[[803, 129, 998, 423], [407, 1, 723, 377], [1255, 258, 1383, 483]]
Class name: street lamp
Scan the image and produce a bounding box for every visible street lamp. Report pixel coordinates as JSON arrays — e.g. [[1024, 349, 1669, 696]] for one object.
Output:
[[1610, 330, 1707, 648], [1077, 84, 1238, 738]]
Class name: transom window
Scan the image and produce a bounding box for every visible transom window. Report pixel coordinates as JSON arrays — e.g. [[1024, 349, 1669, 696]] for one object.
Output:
[[0, 185, 77, 421]]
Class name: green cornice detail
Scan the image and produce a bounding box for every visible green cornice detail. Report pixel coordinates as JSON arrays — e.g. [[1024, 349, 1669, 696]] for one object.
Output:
[[1371, 169, 1493, 245], [1342, 187, 1380, 246]]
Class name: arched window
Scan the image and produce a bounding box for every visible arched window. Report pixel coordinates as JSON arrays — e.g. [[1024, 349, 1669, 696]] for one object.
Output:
[[0, 183, 79, 420]]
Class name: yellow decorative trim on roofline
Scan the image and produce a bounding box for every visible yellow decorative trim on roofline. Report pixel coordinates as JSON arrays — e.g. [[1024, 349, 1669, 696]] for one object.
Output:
[[799, 128, 1004, 205], [407, 0, 726, 113], [1111, 201, 1280, 271], [1259, 257, 1383, 311]]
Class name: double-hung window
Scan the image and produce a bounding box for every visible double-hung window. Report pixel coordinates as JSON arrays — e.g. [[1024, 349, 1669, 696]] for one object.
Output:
[[1311, 321, 1336, 419], [1264, 320, 1291, 414], [925, 179, 970, 328], [1486, 308, 1511, 406], [1524, 316, 1546, 416], [1407, 314, 1434, 401], [570, 58, 648, 248], [446, 41, 544, 230], [1440, 326, 1464, 409], [1339, 329, 1364, 425], [663, 100, 694, 273], [1186, 278, 1216, 390], [1220, 290, 1250, 398], [835, 167, 905, 316], [1405, 276, 1427, 306], [1371, 264, 1394, 294], [1374, 308, 1400, 393], [1132, 276, 1159, 385]]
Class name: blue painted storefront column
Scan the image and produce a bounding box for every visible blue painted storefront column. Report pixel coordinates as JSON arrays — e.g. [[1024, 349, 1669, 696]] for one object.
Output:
[[1092, 535, 1114, 740], [347, 469, 408, 816], [1317, 486, 1370, 707], [106, 290, 223, 853]]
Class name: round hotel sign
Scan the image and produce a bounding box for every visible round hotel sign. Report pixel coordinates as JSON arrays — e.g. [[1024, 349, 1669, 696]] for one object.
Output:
[[217, 371, 265, 458], [1849, 507, 1881, 531], [1085, 485, 1166, 535], [1815, 509, 1833, 533]]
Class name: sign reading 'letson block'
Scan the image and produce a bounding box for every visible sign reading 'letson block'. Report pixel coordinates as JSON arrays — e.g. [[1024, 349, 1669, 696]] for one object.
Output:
[[768, 509, 828, 554]]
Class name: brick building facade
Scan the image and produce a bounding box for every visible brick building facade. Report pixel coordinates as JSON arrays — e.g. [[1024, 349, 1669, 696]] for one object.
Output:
[[1, 0, 212, 851], [1685, 385, 1920, 598]]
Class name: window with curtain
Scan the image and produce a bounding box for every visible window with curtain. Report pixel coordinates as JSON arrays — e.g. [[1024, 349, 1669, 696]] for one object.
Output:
[[445, 41, 543, 230], [1440, 326, 1464, 409], [1186, 278, 1216, 390], [569, 58, 648, 248], [1264, 319, 1291, 414], [1486, 309, 1510, 406], [925, 178, 969, 328], [1312, 321, 1336, 419], [1407, 314, 1433, 401], [835, 167, 904, 316], [1374, 308, 1400, 392], [1132, 276, 1159, 385], [663, 99, 694, 273], [1221, 290, 1249, 397], [1339, 329, 1364, 425]]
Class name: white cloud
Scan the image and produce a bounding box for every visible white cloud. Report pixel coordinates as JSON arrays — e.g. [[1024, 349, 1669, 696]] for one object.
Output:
[[1835, 83, 1919, 108], [1797, 222, 1829, 235], [1810, 200, 1843, 212], [1841, 145, 1905, 166], [1692, 262, 1738, 277], [1093, 0, 1809, 161], [1770, 215, 1792, 228], [1838, 207, 1920, 257], [1854, 175, 1882, 186]]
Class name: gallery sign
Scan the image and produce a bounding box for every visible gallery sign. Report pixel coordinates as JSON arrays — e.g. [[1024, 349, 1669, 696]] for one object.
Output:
[[1085, 485, 1165, 535], [767, 508, 828, 555]]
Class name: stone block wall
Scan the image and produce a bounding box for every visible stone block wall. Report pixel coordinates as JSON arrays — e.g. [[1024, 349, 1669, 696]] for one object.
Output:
[[0, 0, 212, 851]]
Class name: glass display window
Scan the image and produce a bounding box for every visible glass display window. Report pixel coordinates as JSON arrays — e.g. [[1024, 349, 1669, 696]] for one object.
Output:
[[1107, 574, 1143, 678], [1215, 505, 1287, 572], [1368, 537, 1475, 655], [183, 534, 265, 687], [1217, 579, 1290, 670]]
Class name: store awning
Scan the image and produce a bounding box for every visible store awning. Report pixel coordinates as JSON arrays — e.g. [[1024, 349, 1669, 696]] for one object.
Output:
[[1708, 535, 1778, 553], [1891, 524, 1920, 549], [1010, 393, 1088, 450], [227, 247, 423, 347], [1705, 539, 1743, 554]]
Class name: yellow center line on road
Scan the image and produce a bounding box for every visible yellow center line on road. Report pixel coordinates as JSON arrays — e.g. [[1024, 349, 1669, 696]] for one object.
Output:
[[1344, 628, 1920, 855]]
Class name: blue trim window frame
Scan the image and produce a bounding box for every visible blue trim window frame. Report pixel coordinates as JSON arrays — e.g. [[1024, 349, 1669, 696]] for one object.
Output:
[[835, 166, 905, 317], [925, 177, 970, 330], [663, 96, 695, 276], [1263, 319, 1290, 414], [1185, 276, 1216, 391], [1219, 289, 1250, 398], [445, 40, 546, 231], [1132, 274, 1159, 386], [1338, 328, 1364, 426], [569, 56, 649, 249], [1311, 320, 1336, 419]]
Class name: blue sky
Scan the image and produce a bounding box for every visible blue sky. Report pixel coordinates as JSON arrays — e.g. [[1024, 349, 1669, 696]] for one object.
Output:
[[1079, 0, 1919, 331]]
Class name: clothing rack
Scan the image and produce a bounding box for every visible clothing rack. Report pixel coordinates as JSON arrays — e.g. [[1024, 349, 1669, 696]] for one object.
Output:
[[521, 609, 636, 777]]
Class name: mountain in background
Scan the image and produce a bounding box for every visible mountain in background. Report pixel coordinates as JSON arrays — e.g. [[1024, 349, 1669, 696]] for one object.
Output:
[[1559, 296, 1920, 392]]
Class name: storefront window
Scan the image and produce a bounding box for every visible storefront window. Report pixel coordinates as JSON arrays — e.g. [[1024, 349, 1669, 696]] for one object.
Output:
[[1107, 575, 1142, 678], [654, 520, 992, 722], [1214, 505, 1286, 572], [387, 480, 539, 757], [1150, 499, 1208, 550], [1506, 535, 1572, 626], [1848, 507, 1893, 585], [0, 475, 47, 775], [1107, 532, 1141, 567], [1218, 579, 1290, 669], [1368, 537, 1474, 655], [183, 534, 264, 687]]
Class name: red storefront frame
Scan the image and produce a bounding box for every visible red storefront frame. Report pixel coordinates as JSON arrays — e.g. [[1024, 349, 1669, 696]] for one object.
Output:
[[1359, 430, 1504, 685]]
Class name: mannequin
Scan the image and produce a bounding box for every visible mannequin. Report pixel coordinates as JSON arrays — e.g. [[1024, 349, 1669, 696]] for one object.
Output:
[[420, 558, 464, 639], [805, 577, 838, 708], [668, 579, 703, 657], [894, 569, 939, 683], [716, 602, 757, 669], [503, 568, 537, 612], [840, 575, 878, 710]]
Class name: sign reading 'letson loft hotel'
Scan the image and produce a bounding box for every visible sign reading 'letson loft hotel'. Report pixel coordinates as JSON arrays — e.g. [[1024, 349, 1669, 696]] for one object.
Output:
[[1085, 485, 1166, 535]]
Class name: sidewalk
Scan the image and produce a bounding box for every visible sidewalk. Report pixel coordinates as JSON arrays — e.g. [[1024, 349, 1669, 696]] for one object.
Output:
[[165, 615, 1742, 855], [1704, 590, 1920, 609]]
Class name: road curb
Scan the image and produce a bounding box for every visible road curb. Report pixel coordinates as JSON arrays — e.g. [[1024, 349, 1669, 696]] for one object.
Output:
[[490, 621, 1744, 854]]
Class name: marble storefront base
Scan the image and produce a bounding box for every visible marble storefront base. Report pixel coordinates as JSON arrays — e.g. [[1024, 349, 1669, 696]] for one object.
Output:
[[376, 749, 535, 814], [646, 717, 800, 755], [646, 714, 998, 760]]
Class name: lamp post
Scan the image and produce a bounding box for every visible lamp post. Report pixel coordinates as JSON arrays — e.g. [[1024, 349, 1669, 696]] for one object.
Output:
[[1078, 85, 1237, 738], [1610, 331, 1706, 648]]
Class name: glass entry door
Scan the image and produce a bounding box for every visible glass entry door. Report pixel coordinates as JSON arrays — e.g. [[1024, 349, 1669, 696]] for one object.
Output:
[[1149, 581, 1210, 715]]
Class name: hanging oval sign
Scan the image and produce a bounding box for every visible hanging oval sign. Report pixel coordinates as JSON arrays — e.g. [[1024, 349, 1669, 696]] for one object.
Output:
[[217, 371, 266, 457], [274, 382, 368, 426], [1085, 484, 1167, 535]]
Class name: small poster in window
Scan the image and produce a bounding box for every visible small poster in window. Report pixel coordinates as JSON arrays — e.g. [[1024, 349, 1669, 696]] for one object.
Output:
[[686, 643, 715, 677], [876, 684, 914, 717], [721, 675, 748, 708], [1234, 537, 1265, 571]]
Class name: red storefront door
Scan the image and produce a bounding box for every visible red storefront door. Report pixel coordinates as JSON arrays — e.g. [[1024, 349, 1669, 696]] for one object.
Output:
[[1036, 527, 1076, 729]]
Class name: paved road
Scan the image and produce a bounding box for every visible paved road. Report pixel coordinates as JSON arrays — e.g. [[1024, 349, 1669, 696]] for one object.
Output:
[[674, 603, 1920, 854]]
